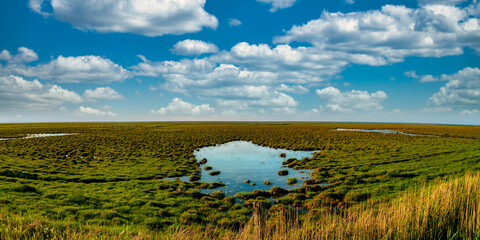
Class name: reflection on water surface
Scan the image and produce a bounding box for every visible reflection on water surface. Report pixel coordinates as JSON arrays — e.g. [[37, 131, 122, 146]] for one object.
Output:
[[193, 141, 318, 195]]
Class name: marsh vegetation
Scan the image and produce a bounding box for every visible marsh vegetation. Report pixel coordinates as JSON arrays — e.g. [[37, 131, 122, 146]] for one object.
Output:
[[0, 122, 479, 239]]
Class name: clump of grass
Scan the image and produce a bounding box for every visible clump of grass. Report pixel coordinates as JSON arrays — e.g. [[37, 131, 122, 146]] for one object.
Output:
[[209, 171, 221, 176], [280, 153, 286, 158], [264, 181, 272, 185], [270, 186, 289, 197], [189, 175, 200, 181], [282, 158, 296, 165], [287, 178, 297, 185], [302, 179, 315, 186], [210, 190, 225, 200], [204, 166, 213, 170], [235, 192, 256, 200], [10, 184, 39, 193], [199, 158, 208, 164], [278, 170, 288, 176]]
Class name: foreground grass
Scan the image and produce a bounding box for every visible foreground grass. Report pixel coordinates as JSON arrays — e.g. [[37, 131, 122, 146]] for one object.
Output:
[[2, 173, 479, 239]]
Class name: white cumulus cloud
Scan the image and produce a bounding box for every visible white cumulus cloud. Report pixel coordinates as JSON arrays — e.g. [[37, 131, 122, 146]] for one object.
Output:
[[257, 0, 297, 12], [0, 75, 82, 110], [151, 98, 214, 115], [276, 84, 309, 94], [405, 70, 441, 82], [78, 106, 117, 117], [229, 19, 242, 26], [417, 0, 468, 6], [428, 67, 480, 107], [131, 3, 479, 116], [419, 75, 440, 82], [83, 87, 124, 102], [275, 4, 480, 64], [172, 39, 219, 56], [0, 47, 38, 63], [316, 87, 387, 112], [0, 53, 131, 84], [404, 70, 419, 78], [461, 109, 479, 115], [421, 106, 453, 112], [29, 0, 218, 37]]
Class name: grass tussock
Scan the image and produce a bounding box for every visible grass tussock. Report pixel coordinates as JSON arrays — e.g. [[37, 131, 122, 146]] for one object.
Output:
[[167, 173, 480, 240]]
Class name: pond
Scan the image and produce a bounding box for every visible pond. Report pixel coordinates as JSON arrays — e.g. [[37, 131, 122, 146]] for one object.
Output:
[[0, 133, 76, 140], [336, 128, 435, 137], [192, 141, 318, 195]]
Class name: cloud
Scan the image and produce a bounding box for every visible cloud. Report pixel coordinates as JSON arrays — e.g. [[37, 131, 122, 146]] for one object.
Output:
[[211, 42, 348, 83], [0, 50, 10, 61], [392, 108, 402, 113], [417, 0, 468, 6], [0, 75, 82, 110], [461, 109, 479, 115], [316, 87, 387, 112], [78, 106, 117, 117], [276, 84, 309, 94], [134, 58, 274, 92], [346, 0, 355, 4], [133, 54, 304, 112], [172, 39, 219, 56], [252, 91, 298, 108], [83, 87, 124, 102], [133, 54, 301, 111], [257, 0, 297, 12], [428, 67, 480, 107], [215, 99, 249, 110], [404, 71, 419, 78], [229, 19, 242, 26], [131, 3, 478, 116], [0, 47, 38, 63], [28, 0, 44, 14], [1, 54, 131, 84], [134, 40, 343, 113], [151, 98, 214, 115], [405, 70, 441, 82], [275, 4, 480, 65], [419, 75, 440, 82], [29, 0, 218, 37], [421, 106, 453, 112]]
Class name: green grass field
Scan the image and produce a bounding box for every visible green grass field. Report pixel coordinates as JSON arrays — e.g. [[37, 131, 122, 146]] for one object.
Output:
[[0, 122, 479, 239]]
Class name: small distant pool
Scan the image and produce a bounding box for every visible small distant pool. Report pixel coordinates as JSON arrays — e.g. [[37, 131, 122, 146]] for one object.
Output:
[[0, 133, 76, 141], [336, 128, 435, 137], [192, 141, 318, 195]]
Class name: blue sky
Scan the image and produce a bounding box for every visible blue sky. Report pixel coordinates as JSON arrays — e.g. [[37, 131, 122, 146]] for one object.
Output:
[[0, 0, 479, 124]]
